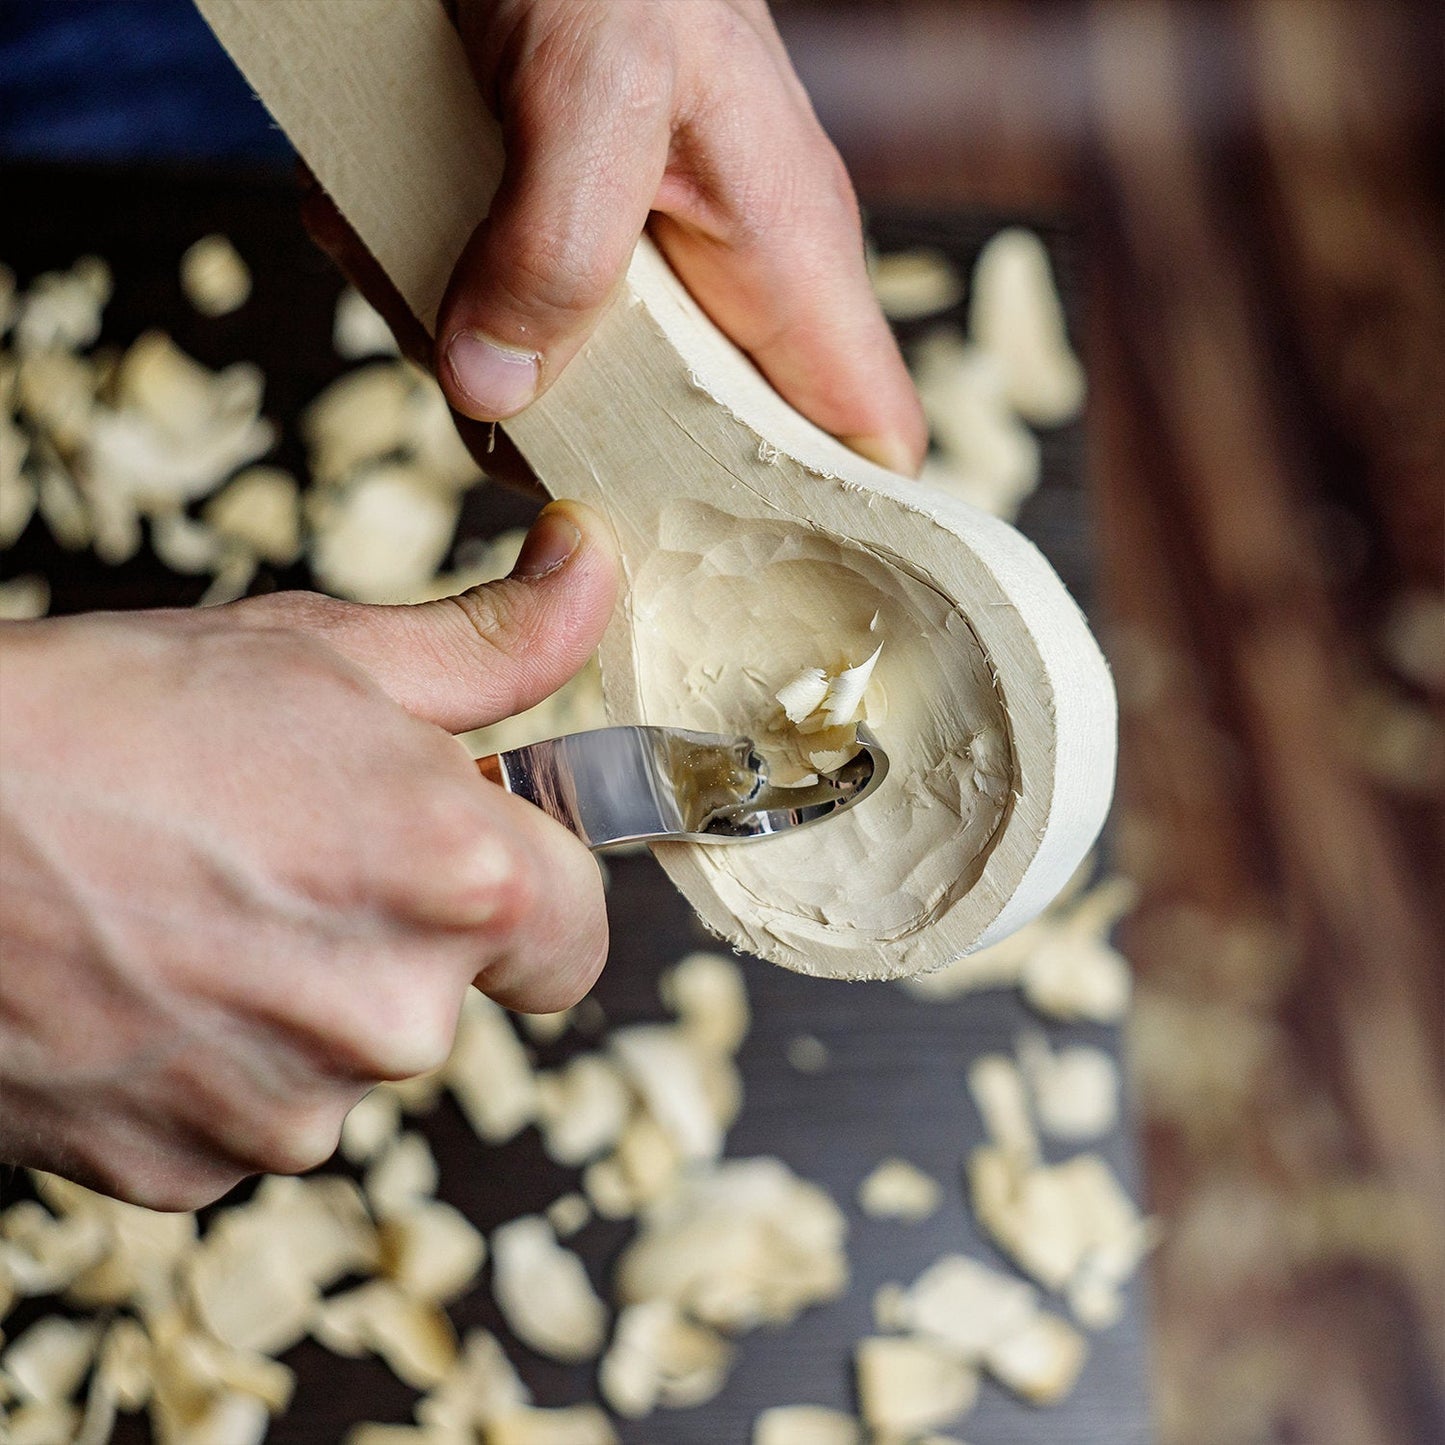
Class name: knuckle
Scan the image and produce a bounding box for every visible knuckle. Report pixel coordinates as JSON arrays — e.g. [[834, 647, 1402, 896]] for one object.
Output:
[[327, 984, 460, 1083], [242, 1104, 345, 1177], [441, 585, 544, 668], [505, 232, 619, 321]]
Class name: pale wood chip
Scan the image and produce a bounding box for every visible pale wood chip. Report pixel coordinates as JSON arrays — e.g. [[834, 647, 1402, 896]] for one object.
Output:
[[854, 1336, 978, 1437], [968, 228, 1085, 427], [896, 1254, 1040, 1358], [544, 1194, 590, 1239], [785, 1035, 830, 1074], [1016, 1031, 1120, 1141], [2, 1315, 101, 1403], [0, 1199, 107, 1295], [415, 1327, 530, 1433], [967, 1055, 1040, 1165], [598, 1300, 732, 1418], [982, 1311, 1088, 1404], [535, 1055, 630, 1166], [180, 235, 252, 318], [333, 287, 401, 360], [312, 1281, 457, 1389], [380, 1199, 486, 1303], [3, 1399, 83, 1444], [752, 1403, 862, 1445], [308, 459, 459, 603], [871, 247, 964, 321], [446, 991, 538, 1145], [485, 1406, 619, 1445], [617, 1158, 847, 1332], [365, 1132, 439, 1221], [856, 1159, 942, 1222], [609, 1025, 728, 1164], [490, 1216, 607, 1363], [658, 951, 750, 1056], [202, 465, 302, 564]]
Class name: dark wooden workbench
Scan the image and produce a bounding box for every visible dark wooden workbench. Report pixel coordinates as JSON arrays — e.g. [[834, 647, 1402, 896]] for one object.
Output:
[[1, 165, 1148, 1444]]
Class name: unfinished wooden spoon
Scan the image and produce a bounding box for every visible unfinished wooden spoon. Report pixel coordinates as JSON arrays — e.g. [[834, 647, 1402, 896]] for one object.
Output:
[[198, 0, 1116, 980]]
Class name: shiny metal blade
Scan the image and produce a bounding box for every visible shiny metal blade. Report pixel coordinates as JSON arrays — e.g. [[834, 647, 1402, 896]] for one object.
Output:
[[487, 724, 888, 851]]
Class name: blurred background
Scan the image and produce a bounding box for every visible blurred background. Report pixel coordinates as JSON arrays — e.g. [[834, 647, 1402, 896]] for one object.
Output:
[[2, 2, 1442, 1443]]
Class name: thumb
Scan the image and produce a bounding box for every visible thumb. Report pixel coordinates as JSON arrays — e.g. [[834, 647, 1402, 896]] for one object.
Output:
[[434, 47, 673, 421], [285, 501, 619, 733]]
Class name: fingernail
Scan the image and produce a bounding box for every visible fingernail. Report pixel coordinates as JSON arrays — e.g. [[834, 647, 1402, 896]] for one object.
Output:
[[512, 504, 581, 579], [844, 433, 922, 477], [446, 331, 539, 418]]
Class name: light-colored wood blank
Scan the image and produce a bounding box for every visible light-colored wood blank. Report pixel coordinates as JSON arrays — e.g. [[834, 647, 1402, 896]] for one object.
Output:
[[196, 0, 1116, 980]]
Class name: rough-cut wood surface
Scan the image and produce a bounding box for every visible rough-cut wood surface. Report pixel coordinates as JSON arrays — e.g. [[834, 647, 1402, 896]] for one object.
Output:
[[780, 2, 1444, 1441]]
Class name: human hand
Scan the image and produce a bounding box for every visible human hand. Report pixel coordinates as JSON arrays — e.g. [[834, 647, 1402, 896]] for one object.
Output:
[[0, 502, 615, 1210], [307, 0, 926, 478]]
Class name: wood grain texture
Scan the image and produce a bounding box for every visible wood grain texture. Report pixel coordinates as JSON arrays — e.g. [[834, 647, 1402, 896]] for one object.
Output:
[[194, 0, 1117, 981]]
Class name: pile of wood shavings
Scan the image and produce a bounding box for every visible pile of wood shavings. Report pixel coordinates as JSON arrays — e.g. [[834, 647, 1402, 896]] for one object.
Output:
[[2, 232, 1149, 1443]]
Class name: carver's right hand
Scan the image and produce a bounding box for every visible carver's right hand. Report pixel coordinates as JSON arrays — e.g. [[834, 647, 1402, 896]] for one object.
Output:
[[0, 501, 615, 1211]]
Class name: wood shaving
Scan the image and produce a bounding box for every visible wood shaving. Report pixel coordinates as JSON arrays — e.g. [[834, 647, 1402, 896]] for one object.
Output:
[[981, 1311, 1087, 1405], [752, 1403, 862, 1445], [308, 459, 460, 602], [544, 1193, 590, 1239], [445, 990, 538, 1145], [312, 1281, 457, 1389], [180, 234, 251, 317], [870, 247, 964, 321], [967, 1147, 1149, 1309], [535, 1054, 631, 1166], [913, 329, 1041, 522], [340, 1086, 403, 1165], [658, 951, 750, 1056], [365, 1132, 439, 1221], [519, 1008, 572, 1044], [379, 1199, 486, 1303], [489, 1216, 608, 1363], [581, 1158, 636, 1221], [893, 1254, 1040, 1357], [2, 1316, 101, 1404], [966, 1054, 1040, 1166], [0, 575, 50, 620], [485, 1405, 618, 1445], [92, 331, 273, 510], [333, 286, 401, 359], [13, 257, 110, 354], [0, 1201, 107, 1296], [202, 464, 302, 564], [1021, 931, 1132, 1023], [0, 452, 37, 547], [767, 645, 883, 783], [597, 1300, 732, 1417], [612, 1111, 683, 1207], [610, 1024, 731, 1164], [785, 1034, 831, 1074], [856, 1159, 942, 1222], [616, 1158, 848, 1332], [968, 228, 1085, 427], [1017, 1031, 1121, 1140], [149, 509, 224, 575], [854, 1336, 978, 1438], [414, 1327, 530, 1434]]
